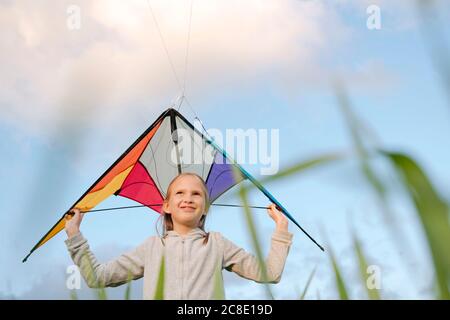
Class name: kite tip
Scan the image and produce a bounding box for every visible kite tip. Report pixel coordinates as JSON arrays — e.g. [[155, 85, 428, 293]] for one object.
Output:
[[317, 244, 325, 252], [312, 240, 325, 252], [22, 253, 31, 263]]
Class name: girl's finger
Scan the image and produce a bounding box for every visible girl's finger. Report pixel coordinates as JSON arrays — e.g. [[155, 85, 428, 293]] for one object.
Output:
[[69, 208, 81, 216], [268, 204, 282, 213], [267, 207, 278, 221]]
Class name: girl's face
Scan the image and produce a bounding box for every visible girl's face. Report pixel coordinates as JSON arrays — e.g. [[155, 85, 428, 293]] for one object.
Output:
[[163, 175, 207, 228]]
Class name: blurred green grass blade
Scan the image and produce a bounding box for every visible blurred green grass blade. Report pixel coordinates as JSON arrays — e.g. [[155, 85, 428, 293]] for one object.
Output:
[[416, 0, 450, 108], [335, 82, 386, 199], [335, 82, 389, 218], [258, 152, 346, 186], [69, 289, 78, 300], [124, 270, 132, 300], [154, 256, 165, 300], [299, 267, 316, 300], [331, 258, 349, 300], [213, 262, 225, 300], [81, 252, 108, 300], [235, 154, 340, 254], [353, 235, 381, 300], [327, 244, 349, 300], [95, 275, 107, 300], [382, 151, 450, 299], [97, 287, 107, 300], [238, 186, 274, 300], [237, 152, 345, 200], [335, 82, 416, 261]]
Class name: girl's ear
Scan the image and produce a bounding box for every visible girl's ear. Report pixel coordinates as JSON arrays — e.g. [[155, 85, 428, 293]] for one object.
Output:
[[163, 201, 171, 214]]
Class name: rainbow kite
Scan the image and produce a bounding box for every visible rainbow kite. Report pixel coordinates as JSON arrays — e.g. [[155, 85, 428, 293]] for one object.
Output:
[[23, 108, 323, 262]]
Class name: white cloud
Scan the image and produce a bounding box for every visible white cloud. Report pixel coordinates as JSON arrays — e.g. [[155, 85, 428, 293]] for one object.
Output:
[[0, 0, 351, 138]]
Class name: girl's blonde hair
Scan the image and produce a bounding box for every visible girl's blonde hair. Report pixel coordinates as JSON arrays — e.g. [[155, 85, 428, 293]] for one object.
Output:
[[157, 173, 210, 244]]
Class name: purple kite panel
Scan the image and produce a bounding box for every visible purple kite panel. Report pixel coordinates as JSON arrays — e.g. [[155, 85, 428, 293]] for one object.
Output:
[[205, 152, 246, 202]]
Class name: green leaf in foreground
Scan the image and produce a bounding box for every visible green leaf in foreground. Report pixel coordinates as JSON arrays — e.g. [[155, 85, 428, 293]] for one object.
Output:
[[353, 234, 381, 300], [328, 246, 349, 300], [213, 262, 225, 300], [124, 270, 132, 300], [154, 256, 165, 300], [80, 252, 108, 300], [238, 185, 274, 300], [69, 289, 78, 300], [258, 152, 346, 186], [382, 151, 450, 299], [299, 267, 316, 300]]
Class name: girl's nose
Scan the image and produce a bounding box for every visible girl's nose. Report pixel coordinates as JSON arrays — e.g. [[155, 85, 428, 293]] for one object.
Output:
[[182, 197, 193, 204]]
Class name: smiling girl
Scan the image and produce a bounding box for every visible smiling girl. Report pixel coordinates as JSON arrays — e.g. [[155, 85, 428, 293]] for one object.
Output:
[[65, 172, 293, 299]]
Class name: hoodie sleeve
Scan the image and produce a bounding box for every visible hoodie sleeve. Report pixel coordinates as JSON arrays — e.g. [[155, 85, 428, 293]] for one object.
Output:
[[220, 230, 293, 284], [65, 232, 148, 288]]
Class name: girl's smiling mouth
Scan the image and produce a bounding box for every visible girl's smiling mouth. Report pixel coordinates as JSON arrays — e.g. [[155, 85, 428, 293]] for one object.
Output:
[[180, 205, 196, 211]]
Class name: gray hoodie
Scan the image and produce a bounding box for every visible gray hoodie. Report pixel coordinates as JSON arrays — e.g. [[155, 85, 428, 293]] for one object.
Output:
[[65, 228, 293, 299]]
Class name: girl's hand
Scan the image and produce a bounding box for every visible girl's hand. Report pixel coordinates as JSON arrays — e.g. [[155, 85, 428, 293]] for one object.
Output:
[[64, 208, 84, 239], [267, 204, 288, 232]]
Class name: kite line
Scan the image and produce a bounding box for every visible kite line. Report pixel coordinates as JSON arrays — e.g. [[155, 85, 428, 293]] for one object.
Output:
[[68, 203, 276, 215]]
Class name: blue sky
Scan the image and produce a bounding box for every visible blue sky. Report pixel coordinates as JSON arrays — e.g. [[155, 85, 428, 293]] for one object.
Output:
[[1, 0, 449, 299]]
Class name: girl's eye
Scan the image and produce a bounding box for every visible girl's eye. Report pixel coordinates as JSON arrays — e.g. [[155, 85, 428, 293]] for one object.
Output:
[[176, 191, 183, 195]]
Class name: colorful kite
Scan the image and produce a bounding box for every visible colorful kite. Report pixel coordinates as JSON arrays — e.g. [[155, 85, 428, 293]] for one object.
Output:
[[23, 108, 323, 262]]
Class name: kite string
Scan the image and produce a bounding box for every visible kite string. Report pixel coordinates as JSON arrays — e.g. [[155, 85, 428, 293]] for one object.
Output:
[[79, 203, 271, 213], [145, 0, 195, 108], [182, 0, 194, 99], [144, 0, 210, 140], [145, 0, 201, 128], [176, 0, 195, 112], [146, 0, 183, 92]]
